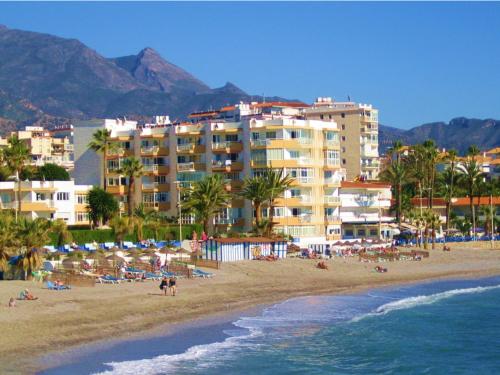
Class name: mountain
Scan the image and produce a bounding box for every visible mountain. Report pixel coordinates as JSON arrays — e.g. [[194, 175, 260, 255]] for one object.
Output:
[[0, 25, 291, 130], [379, 117, 500, 154]]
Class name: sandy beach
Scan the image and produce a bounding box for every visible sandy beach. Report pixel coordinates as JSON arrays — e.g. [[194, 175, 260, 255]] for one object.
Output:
[[1, 243, 500, 374]]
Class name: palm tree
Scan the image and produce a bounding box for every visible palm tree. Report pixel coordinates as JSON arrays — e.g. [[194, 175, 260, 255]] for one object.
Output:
[[14, 247, 43, 280], [424, 211, 441, 250], [262, 169, 294, 236], [422, 140, 440, 208], [88, 129, 117, 190], [0, 212, 18, 272], [480, 205, 496, 236], [118, 157, 144, 216], [437, 166, 456, 231], [445, 149, 458, 230], [183, 174, 230, 234], [110, 216, 132, 248], [468, 145, 481, 161], [87, 187, 119, 227], [240, 176, 268, 228], [14, 218, 51, 279], [3, 136, 30, 221], [388, 140, 404, 164], [50, 219, 73, 248], [458, 157, 483, 238], [380, 162, 407, 226]]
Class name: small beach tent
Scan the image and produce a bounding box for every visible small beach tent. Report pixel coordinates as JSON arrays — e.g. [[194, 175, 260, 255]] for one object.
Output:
[[202, 237, 287, 262]]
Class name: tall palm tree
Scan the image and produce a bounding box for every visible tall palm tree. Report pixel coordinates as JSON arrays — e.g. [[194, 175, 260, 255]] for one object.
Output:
[[0, 212, 18, 272], [445, 149, 458, 230], [184, 174, 230, 234], [424, 210, 441, 250], [262, 169, 294, 236], [437, 167, 456, 231], [3, 135, 30, 221], [240, 176, 268, 228], [380, 162, 407, 225], [88, 129, 117, 190], [388, 140, 404, 164], [422, 140, 440, 208], [15, 218, 51, 279], [458, 157, 483, 238], [118, 157, 144, 216], [468, 145, 481, 161]]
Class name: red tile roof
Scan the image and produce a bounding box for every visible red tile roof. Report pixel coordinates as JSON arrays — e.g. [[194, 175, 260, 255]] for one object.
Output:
[[341, 181, 391, 189]]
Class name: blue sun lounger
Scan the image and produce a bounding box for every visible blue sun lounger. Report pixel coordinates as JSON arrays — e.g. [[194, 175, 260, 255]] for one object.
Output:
[[46, 281, 71, 290]]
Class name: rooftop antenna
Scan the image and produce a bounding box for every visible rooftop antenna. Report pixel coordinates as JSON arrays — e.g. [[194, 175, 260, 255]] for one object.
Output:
[[262, 93, 266, 103]]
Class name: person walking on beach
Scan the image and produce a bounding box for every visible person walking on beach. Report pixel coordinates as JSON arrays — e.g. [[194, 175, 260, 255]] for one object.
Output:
[[159, 277, 169, 296], [169, 277, 177, 296]]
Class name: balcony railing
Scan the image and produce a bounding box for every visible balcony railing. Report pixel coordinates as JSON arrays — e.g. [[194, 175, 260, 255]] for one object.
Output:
[[214, 218, 237, 225], [296, 176, 314, 184], [300, 195, 312, 203], [324, 196, 341, 204], [177, 144, 195, 152], [325, 215, 342, 223], [298, 215, 312, 223], [141, 146, 160, 154], [212, 141, 240, 149], [251, 139, 271, 147], [297, 157, 313, 165], [177, 162, 195, 172], [324, 177, 342, 184], [106, 148, 126, 156], [324, 140, 339, 148], [324, 159, 340, 167]]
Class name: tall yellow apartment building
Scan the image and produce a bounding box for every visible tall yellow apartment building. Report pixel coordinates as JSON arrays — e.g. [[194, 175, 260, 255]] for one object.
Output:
[[75, 101, 376, 244]]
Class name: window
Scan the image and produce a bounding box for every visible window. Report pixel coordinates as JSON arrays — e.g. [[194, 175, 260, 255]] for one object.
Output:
[[370, 229, 378, 236], [56, 192, 69, 201], [289, 150, 300, 159], [345, 229, 354, 236], [342, 159, 346, 165], [320, 114, 324, 120], [341, 124, 346, 130], [155, 175, 168, 184], [328, 114, 332, 120], [266, 131, 277, 139], [35, 193, 46, 201], [76, 212, 89, 222], [341, 136, 346, 142], [226, 134, 238, 142], [357, 229, 366, 237], [290, 130, 299, 139], [291, 208, 300, 217], [77, 194, 88, 204], [290, 188, 301, 197], [0, 193, 11, 203], [341, 113, 345, 118], [252, 132, 260, 140]]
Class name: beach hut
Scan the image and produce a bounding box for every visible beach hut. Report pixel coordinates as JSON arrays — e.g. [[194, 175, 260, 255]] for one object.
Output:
[[202, 237, 287, 262]]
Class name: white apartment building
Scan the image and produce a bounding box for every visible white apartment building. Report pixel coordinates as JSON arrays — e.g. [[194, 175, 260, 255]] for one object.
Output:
[[339, 181, 394, 239], [0, 180, 92, 225]]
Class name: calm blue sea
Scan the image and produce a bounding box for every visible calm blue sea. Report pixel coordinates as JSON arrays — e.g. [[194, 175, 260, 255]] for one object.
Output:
[[42, 276, 500, 375]]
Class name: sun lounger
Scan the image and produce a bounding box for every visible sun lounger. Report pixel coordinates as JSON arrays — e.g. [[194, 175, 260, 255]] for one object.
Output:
[[97, 275, 122, 284], [103, 242, 115, 250], [144, 272, 162, 281], [43, 245, 57, 252], [193, 269, 214, 278], [46, 281, 71, 290], [122, 241, 135, 249]]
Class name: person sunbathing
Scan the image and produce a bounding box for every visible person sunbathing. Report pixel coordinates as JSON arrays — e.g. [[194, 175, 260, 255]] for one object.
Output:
[[317, 261, 328, 270], [8, 297, 16, 307], [20, 289, 38, 300], [375, 266, 388, 273]]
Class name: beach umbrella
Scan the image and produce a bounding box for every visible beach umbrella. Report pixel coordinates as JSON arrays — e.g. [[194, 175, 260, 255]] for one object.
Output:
[[159, 247, 177, 255], [106, 254, 125, 262], [177, 248, 192, 254], [141, 248, 157, 255]]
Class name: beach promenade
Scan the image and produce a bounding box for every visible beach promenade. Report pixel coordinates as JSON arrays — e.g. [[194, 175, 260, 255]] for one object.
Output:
[[1, 244, 500, 374]]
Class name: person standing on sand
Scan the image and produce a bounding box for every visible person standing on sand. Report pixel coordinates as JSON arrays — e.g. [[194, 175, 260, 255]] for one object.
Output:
[[159, 277, 169, 296], [169, 277, 177, 296], [8, 298, 16, 307]]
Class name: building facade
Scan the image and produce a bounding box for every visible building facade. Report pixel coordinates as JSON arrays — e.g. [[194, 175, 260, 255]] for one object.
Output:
[[339, 181, 394, 239], [74, 103, 348, 244], [304, 97, 380, 181], [0, 126, 73, 170], [0, 180, 91, 225]]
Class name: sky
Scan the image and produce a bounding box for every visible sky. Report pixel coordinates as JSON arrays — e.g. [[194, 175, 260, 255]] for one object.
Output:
[[0, 2, 499, 129]]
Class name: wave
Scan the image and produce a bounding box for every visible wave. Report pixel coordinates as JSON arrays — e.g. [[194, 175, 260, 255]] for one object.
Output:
[[95, 319, 262, 375], [352, 284, 500, 322]]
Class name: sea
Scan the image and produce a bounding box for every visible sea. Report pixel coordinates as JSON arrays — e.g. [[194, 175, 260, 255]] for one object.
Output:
[[41, 276, 500, 375]]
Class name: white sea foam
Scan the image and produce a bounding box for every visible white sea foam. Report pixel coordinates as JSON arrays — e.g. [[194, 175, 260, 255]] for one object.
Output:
[[94, 319, 262, 375], [352, 284, 500, 322]]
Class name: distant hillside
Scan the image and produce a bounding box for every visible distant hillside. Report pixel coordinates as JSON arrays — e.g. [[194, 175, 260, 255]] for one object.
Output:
[[379, 117, 500, 154], [0, 25, 290, 130]]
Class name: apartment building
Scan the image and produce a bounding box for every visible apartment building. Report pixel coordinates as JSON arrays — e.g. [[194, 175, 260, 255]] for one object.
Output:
[[339, 181, 394, 239], [0, 126, 73, 170], [0, 180, 91, 225], [304, 97, 380, 181], [74, 103, 346, 244]]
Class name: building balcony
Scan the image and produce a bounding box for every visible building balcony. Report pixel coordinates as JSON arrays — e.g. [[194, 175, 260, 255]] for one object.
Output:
[[142, 201, 171, 211], [177, 162, 205, 172], [323, 140, 340, 149], [211, 122, 242, 132], [177, 144, 205, 154], [212, 141, 243, 153], [106, 148, 133, 157], [141, 146, 169, 156], [250, 138, 313, 149], [15, 201, 56, 212], [175, 124, 205, 135], [143, 164, 170, 174], [212, 160, 244, 171], [324, 196, 341, 205], [225, 180, 244, 192], [142, 182, 170, 192], [324, 177, 342, 186], [106, 185, 126, 195], [324, 159, 341, 169], [325, 215, 342, 224]]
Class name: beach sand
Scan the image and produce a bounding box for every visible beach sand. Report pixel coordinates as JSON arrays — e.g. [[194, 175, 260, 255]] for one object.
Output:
[[1, 243, 500, 374]]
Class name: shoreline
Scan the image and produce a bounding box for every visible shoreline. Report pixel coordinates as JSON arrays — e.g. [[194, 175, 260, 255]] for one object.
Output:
[[1, 246, 500, 374], [40, 270, 500, 375]]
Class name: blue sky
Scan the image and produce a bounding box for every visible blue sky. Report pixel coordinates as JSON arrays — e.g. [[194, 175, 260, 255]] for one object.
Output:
[[1, 2, 499, 129]]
